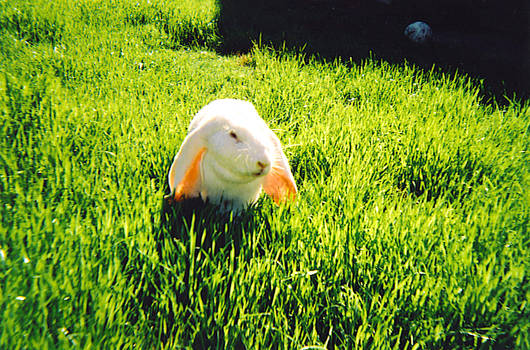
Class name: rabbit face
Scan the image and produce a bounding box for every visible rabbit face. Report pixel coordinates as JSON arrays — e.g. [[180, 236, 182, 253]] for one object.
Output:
[[206, 123, 273, 183]]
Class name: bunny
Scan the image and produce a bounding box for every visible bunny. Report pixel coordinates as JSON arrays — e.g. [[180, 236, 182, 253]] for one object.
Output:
[[167, 99, 297, 211]]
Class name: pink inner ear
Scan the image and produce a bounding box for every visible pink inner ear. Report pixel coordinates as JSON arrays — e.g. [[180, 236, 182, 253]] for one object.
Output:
[[174, 147, 206, 201], [263, 165, 297, 204]]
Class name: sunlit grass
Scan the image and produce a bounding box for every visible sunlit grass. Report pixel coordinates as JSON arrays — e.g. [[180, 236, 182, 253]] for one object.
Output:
[[0, 0, 529, 348]]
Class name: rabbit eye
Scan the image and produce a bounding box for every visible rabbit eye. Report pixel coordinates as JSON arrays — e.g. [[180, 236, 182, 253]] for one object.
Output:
[[229, 131, 239, 140]]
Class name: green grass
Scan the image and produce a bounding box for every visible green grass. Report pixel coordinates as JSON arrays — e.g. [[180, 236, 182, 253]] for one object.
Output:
[[1, 0, 529, 348]]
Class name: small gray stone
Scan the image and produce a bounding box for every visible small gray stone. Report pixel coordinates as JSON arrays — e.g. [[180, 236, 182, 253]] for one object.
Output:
[[404, 21, 432, 44]]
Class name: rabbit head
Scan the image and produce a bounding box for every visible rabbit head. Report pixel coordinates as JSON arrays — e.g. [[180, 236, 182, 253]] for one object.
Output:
[[168, 99, 297, 210], [202, 113, 273, 183]]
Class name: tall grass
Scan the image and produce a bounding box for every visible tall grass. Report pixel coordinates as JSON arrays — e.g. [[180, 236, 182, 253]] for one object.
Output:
[[1, 0, 529, 348]]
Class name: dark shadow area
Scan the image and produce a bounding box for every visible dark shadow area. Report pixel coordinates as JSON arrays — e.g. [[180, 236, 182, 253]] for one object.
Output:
[[158, 196, 264, 256], [392, 145, 492, 202], [122, 196, 270, 347], [218, 0, 530, 99]]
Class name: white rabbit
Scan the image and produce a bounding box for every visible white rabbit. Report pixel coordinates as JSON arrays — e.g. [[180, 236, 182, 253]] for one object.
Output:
[[168, 99, 297, 211]]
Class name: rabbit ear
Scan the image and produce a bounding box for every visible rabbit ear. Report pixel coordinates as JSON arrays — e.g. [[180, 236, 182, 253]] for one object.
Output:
[[168, 128, 207, 201], [263, 132, 297, 204]]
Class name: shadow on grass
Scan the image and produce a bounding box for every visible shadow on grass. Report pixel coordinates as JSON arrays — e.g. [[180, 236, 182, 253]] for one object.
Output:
[[158, 196, 267, 255], [391, 146, 493, 202], [129, 196, 270, 347], [217, 0, 529, 99]]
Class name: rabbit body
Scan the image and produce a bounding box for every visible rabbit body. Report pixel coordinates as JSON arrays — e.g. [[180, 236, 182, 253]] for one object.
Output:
[[168, 99, 296, 211]]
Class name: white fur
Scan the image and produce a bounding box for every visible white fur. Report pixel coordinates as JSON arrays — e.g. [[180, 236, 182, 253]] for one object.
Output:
[[168, 99, 295, 211]]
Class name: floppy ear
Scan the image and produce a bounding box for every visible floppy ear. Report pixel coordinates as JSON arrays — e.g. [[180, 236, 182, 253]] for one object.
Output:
[[263, 131, 297, 204], [168, 128, 207, 201]]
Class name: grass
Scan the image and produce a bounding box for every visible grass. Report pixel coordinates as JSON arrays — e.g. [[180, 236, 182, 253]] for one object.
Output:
[[1, 0, 529, 348]]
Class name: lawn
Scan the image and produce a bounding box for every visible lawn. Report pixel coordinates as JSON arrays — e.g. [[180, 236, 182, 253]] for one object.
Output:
[[0, 0, 529, 348]]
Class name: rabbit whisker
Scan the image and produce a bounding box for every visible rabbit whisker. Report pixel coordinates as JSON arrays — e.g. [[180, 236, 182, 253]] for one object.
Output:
[[235, 153, 244, 165], [270, 165, 284, 174]]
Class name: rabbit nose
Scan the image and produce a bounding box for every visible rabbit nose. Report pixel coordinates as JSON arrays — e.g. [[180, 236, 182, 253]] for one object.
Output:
[[257, 161, 267, 170], [254, 161, 270, 176]]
